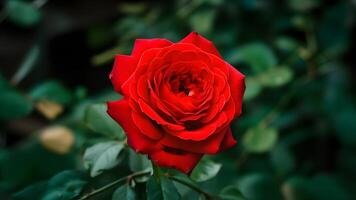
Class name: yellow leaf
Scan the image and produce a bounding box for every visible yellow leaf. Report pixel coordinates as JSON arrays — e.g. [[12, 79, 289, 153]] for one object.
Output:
[[35, 100, 63, 120], [39, 126, 74, 154]]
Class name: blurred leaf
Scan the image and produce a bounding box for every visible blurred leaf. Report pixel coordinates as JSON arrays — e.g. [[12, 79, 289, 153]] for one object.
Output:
[[243, 126, 278, 153], [13, 182, 47, 200], [0, 142, 76, 191], [6, 0, 41, 27], [238, 173, 282, 200], [84, 103, 125, 139], [307, 175, 351, 200], [318, 3, 351, 57], [86, 25, 115, 49], [323, 68, 356, 146], [112, 183, 137, 200], [189, 9, 216, 35], [0, 87, 33, 121], [282, 176, 313, 200], [119, 2, 146, 14], [288, 0, 320, 12], [41, 171, 86, 200], [244, 78, 262, 100], [35, 100, 64, 120], [258, 66, 293, 87], [11, 45, 40, 85], [220, 185, 246, 200], [282, 175, 351, 200], [190, 157, 221, 182], [39, 126, 75, 155], [30, 81, 72, 106], [269, 145, 295, 175], [274, 36, 299, 52], [228, 43, 277, 73], [147, 175, 180, 200], [83, 141, 125, 177]]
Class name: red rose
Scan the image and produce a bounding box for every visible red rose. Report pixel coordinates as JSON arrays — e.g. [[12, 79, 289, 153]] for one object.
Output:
[[107, 32, 245, 173]]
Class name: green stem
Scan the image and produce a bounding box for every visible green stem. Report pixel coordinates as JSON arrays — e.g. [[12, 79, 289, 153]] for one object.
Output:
[[167, 175, 217, 200], [78, 170, 151, 200]]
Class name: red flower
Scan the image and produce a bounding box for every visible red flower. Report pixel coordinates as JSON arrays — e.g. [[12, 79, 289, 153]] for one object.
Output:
[[107, 32, 245, 173]]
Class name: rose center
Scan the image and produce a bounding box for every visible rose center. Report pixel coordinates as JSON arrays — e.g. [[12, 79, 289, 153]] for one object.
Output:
[[169, 73, 201, 96]]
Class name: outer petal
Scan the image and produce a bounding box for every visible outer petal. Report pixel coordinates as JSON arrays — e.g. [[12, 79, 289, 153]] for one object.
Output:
[[179, 32, 222, 58], [131, 111, 163, 140], [107, 99, 161, 153], [131, 39, 173, 58], [217, 128, 237, 152], [228, 65, 245, 117], [109, 55, 137, 93], [161, 126, 228, 154], [149, 150, 203, 173]]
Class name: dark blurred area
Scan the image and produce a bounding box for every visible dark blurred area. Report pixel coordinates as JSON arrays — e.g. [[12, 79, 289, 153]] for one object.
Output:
[[0, 0, 356, 200]]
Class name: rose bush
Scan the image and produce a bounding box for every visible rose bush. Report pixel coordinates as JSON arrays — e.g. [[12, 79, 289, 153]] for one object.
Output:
[[107, 32, 245, 173]]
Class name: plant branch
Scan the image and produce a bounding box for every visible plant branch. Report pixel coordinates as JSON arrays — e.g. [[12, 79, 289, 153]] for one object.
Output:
[[78, 170, 151, 200]]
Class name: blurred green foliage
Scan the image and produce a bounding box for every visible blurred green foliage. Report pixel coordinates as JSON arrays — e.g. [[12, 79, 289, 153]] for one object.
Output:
[[1, 0, 356, 199]]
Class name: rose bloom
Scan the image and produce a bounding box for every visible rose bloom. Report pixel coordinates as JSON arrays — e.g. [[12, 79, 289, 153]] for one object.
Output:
[[107, 32, 245, 173]]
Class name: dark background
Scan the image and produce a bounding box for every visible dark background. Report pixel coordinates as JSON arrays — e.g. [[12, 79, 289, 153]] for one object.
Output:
[[0, 0, 356, 199]]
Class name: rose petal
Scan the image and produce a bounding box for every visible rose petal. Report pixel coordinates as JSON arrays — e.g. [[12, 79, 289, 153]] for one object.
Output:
[[149, 149, 203, 173], [131, 110, 163, 140], [131, 39, 173, 58], [179, 32, 222, 58], [137, 99, 185, 131], [169, 112, 228, 141], [107, 99, 161, 153], [109, 55, 137, 93], [161, 126, 228, 154], [218, 128, 237, 152], [228, 65, 245, 116]]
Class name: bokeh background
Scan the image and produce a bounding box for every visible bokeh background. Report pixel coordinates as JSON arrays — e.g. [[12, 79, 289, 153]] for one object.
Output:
[[1, 0, 356, 199]]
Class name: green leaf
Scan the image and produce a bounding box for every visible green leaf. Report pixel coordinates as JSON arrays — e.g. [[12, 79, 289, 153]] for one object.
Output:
[[147, 176, 180, 200], [228, 43, 277, 73], [238, 173, 282, 200], [220, 185, 246, 200], [0, 88, 33, 121], [6, 0, 41, 27], [128, 149, 152, 182], [168, 172, 201, 199], [84, 103, 125, 139], [14, 171, 86, 200], [129, 148, 152, 172], [30, 81, 72, 105], [243, 126, 278, 153], [190, 157, 221, 182], [258, 66, 293, 87], [83, 141, 125, 177], [43, 171, 86, 200], [244, 78, 262, 100], [189, 9, 216, 35], [112, 183, 137, 200]]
